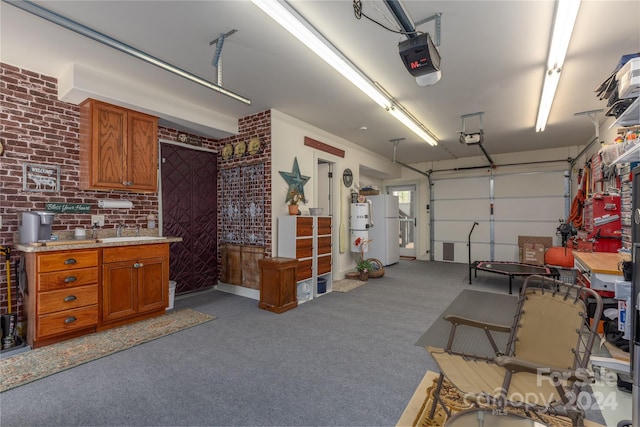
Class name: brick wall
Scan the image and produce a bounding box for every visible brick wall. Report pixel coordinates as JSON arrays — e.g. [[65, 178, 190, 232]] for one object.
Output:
[[0, 62, 272, 317]]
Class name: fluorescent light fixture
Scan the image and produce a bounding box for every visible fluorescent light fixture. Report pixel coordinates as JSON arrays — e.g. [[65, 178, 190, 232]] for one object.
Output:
[[252, 0, 437, 146], [388, 107, 437, 146], [535, 0, 581, 132]]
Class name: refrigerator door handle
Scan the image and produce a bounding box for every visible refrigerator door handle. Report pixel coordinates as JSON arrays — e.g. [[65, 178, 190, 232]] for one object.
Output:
[[368, 199, 374, 228]]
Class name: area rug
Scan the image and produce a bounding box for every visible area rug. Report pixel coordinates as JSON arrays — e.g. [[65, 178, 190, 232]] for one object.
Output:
[[0, 308, 215, 393], [397, 371, 605, 427], [332, 278, 367, 292]]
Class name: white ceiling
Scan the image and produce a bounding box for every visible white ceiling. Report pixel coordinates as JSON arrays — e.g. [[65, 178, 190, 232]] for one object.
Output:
[[1, 0, 638, 164]]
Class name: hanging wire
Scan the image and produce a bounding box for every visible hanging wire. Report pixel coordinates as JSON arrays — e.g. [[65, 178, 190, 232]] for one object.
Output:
[[352, 0, 421, 37]]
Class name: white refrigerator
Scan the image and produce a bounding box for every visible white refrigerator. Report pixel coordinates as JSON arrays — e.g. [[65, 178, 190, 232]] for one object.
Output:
[[367, 195, 400, 266]]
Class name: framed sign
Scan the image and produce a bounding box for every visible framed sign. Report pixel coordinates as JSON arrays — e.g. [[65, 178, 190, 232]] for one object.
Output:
[[44, 203, 91, 214], [23, 163, 60, 193]]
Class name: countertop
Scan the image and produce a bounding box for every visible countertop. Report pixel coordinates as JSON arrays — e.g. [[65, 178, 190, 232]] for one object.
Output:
[[572, 251, 630, 275], [14, 236, 182, 253]]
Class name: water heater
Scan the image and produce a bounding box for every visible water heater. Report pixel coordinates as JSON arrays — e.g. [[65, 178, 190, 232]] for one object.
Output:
[[350, 202, 372, 253]]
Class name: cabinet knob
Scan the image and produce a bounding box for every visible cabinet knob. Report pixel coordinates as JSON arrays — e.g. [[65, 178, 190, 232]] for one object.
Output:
[[123, 181, 133, 186], [64, 276, 77, 283], [64, 316, 77, 324], [64, 258, 77, 265], [64, 295, 77, 302], [133, 262, 144, 269]]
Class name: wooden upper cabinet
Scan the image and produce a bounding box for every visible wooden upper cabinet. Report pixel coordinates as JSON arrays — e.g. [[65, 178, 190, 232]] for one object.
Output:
[[80, 99, 158, 193]]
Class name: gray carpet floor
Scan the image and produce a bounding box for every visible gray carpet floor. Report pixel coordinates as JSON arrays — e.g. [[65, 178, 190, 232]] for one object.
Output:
[[0, 261, 595, 426]]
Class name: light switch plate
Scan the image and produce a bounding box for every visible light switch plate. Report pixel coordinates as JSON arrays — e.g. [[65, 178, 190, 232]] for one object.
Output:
[[91, 214, 105, 227]]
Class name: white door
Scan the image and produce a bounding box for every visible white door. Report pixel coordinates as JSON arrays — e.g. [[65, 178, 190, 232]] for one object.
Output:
[[388, 185, 416, 258]]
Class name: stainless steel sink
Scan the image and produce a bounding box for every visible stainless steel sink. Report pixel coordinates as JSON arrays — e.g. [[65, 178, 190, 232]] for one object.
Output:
[[98, 236, 167, 243]]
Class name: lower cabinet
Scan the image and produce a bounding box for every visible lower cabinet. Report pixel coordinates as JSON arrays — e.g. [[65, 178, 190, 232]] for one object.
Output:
[[22, 243, 170, 348], [24, 249, 100, 348], [101, 243, 169, 326], [220, 244, 264, 289], [258, 257, 298, 314]]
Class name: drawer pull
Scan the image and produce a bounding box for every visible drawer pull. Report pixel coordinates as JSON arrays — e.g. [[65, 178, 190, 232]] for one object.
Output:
[[64, 295, 77, 302], [123, 181, 133, 186], [64, 276, 77, 283], [133, 262, 144, 269], [64, 316, 77, 324], [64, 258, 77, 265]]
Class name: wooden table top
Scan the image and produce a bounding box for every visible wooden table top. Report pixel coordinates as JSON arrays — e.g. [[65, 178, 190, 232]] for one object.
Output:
[[573, 251, 630, 275]]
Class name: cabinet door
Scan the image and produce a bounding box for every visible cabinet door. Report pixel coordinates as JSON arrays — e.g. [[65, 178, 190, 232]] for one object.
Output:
[[221, 245, 242, 285], [317, 217, 332, 235], [137, 256, 168, 313], [92, 101, 127, 190], [102, 261, 137, 322], [296, 217, 314, 236], [126, 110, 158, 192], [241, 246, 264, 290]]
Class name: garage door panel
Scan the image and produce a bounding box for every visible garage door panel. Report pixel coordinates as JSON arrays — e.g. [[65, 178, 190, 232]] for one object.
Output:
[[434, 221, 490, 242], [434, 199, 487, 221], [433, 171, 565, 264], [435, 178, 490, 198], [494, 244, 520, 262], [494, 172, 565, 197], [494, 221, 559, 245], [493, 197, 565, 221], [434, 242, 492, 263]]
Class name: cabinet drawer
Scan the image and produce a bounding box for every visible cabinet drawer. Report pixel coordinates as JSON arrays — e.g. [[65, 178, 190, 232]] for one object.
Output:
[[37, 250, 98, 272], [296, 217, 313, 237], [297, 259, 313, 281], [317, 217, 332, 235], [296, 238, 313, 259], [318, 255, 332, 275], [38, 267, 99, 291], [103, 243, 168, 263], [37, 305, 98, 338], [38, 285, 99, 315], [317, 236, 331, 255]]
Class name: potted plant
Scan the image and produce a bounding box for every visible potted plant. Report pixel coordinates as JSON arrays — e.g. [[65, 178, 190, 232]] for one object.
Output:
[[353, 237, 373, 281], [286, 188, 307, 215], [356, 258, 374, 281]]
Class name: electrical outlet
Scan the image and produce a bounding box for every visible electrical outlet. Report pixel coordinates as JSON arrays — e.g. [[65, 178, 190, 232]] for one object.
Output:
[[91, 214, 105, 227]]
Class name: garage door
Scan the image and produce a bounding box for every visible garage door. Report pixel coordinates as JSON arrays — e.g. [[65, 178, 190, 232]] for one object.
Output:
[[432, 170, 567, 263]]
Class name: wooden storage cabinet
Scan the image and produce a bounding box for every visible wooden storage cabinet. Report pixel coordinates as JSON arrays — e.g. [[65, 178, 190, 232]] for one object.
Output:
[[258, 257, 298, 313], [102, 243, 169, 325], [80, 98, 158, 193], [277, 216, 333, 302], [220, 244, 265, 289], [24, 249, 100, 348]]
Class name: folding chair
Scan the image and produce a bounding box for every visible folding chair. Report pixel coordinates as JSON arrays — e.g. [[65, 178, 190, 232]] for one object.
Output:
[[426, 275, 603, 427]]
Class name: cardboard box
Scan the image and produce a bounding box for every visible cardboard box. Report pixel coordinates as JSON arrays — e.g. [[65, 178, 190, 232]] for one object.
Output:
[[523, 243, 545, 265], [518, 236, 552, 265]]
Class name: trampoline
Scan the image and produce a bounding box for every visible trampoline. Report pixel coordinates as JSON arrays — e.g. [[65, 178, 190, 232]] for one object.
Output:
[[469, 261, 560, 294]]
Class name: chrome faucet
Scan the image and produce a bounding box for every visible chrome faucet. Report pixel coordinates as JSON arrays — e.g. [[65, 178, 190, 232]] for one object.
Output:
[[116, 223, 125, 237]]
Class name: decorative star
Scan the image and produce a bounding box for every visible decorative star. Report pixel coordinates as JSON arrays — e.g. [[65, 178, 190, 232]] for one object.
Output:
[[279, 157, 310, 204]]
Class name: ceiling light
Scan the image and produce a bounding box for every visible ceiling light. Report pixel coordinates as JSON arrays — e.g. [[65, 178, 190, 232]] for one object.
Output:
[[388, 107, 437, 146], [252, 0, 438, 146], [535, 0, 581, 132]]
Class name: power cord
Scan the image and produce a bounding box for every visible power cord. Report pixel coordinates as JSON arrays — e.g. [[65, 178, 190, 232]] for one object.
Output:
[[352, 0, 421, 37]]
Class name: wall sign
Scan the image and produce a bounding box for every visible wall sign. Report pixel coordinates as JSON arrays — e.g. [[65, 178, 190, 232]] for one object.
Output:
[[44, 203, 91, 214], [22, 163, 60, 193]]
